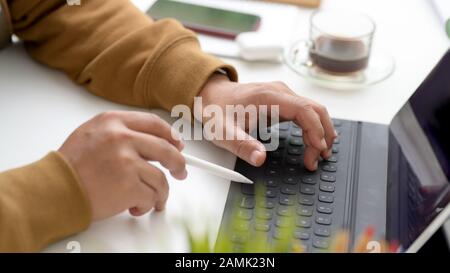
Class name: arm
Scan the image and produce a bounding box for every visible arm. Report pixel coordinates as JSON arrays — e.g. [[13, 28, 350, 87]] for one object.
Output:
[[0, 111, 188, 252], [0, 152, 91, 251], [1, 0, 233, 251], [5, 0, 237, 110]]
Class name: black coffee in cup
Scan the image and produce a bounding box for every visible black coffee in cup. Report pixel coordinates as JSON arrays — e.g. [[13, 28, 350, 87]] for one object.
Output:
[[309, 36, 370, 74]]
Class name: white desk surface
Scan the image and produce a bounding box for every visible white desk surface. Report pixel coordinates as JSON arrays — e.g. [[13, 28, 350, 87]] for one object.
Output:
[[0, 0, 448, 252]]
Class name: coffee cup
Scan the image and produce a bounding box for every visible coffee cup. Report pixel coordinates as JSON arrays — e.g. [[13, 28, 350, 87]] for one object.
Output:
[[303, 10, 376, 74]]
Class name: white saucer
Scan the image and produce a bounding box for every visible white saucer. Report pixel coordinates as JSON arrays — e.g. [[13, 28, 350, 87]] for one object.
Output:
[[284, 40, 396, 90]]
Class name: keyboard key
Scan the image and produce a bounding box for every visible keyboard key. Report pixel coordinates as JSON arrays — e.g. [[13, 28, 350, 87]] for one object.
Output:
[[277, 206, 294, 217], [257, 199, 276, 209], [299, 195, 315, 206], [316, 215, 332, 225], [319, 182, 335, 193], [280, 185, 296, 195], [279, 195, 295, 206], [265, 178, 279, 188], [289, 138, 303, 146], [275, 123, 290, 131], [317, 203, 333, 214], [292, 123, 299, 128], [294, 230, 310, 240], [292, 240, 309, 253], [284, 166, 297, 174], [284, 177, 298, 185], [332, 146, 339, 153], [276, 217, 293, 228], [233, 221, 250, 231], [296, 218, 312, 228], [266, 168, 279, 176], [291, 128, 302, 137], [318, 193, 334, 203], [241, 184, 255, 195], [264, 189, 277, 198], [313, 237, 330, 249], [256, 209, 273, 220], [333, 138, 340, 144], [255, 221, 271, 232], [297, 206, 313, 217], [237, 209, 253, 220], [239, 196, 255, 209], [286, 156, 301, 165], [301, 177, 316, 185], [278, 131, 288, 140], [268, 159, 281, 166], [320, 174, 336, 182], [326, 155, 338, 163], [300, 184, 315, 195], [231, 233, 248, 243], [314, 227, 331, 237], [321, 164, 337, 172], [269, 150, 283, 158], [287, 147, 302, 155], [274, 228, 289, 240]]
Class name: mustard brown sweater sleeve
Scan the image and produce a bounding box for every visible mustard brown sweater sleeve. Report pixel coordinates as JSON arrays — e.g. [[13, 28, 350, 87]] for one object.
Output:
[[0, 152, 91, 252], [7, 0, 237, 110], [0, 0, 238, 251]]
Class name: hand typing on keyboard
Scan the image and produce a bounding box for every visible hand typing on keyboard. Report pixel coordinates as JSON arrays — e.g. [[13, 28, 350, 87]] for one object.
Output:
[[199, 74, 337, 171], [219, 119, 345, 252]]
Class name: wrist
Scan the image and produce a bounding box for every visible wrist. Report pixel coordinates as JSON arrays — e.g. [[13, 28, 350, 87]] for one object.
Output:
[[199, 72, 232, 106]]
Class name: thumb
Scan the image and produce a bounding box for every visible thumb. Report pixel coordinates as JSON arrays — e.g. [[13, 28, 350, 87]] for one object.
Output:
[[212, 126, 266, 167]]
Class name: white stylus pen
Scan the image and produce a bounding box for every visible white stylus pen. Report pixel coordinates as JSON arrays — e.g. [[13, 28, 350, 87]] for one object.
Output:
[[182, 153, 254, 184]]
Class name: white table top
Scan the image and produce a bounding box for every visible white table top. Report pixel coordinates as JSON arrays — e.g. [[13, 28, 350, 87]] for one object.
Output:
[[0, 0, 448, 252]]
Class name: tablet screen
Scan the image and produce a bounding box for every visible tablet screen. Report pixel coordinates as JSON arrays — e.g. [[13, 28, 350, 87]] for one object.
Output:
[[387, 50, 450, 250]]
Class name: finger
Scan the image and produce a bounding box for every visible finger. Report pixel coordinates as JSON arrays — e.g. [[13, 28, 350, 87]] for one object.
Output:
[[301, 121, 330, 160], [303, 132, 321, 171], [264, 88, 334, 167], [303, 109, 332, 159], [304, 145, 321, 171], [303, 130, 311, 146], [264, 86, 335, 157], [129, 207, 147, 217], [294, 103, 327, 151], [132, 132, 187, 180], [321, 148, 332, 160], [270, 92, 334, 158], [118, 111, 184, 151], [138, 162, 170, 211], [258, 92, 327, 152], [308, 99, 336, 152], [213, 126, 266, 167], [129, 182, 157, 216]]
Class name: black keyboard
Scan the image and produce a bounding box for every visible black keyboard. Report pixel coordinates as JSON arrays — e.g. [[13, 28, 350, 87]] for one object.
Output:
[[216, 119, 354, 253]]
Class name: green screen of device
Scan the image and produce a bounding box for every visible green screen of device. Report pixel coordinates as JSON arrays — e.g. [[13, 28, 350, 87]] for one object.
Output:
[[147, 0, 260, 34]]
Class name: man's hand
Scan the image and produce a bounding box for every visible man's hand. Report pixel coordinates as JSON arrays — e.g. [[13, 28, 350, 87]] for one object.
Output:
[[199, 74, 337, 171], [58, 111, 187, 221]]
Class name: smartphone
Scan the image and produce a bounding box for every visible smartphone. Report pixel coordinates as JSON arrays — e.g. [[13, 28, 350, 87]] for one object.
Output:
[[147, 0, 261, 39]]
